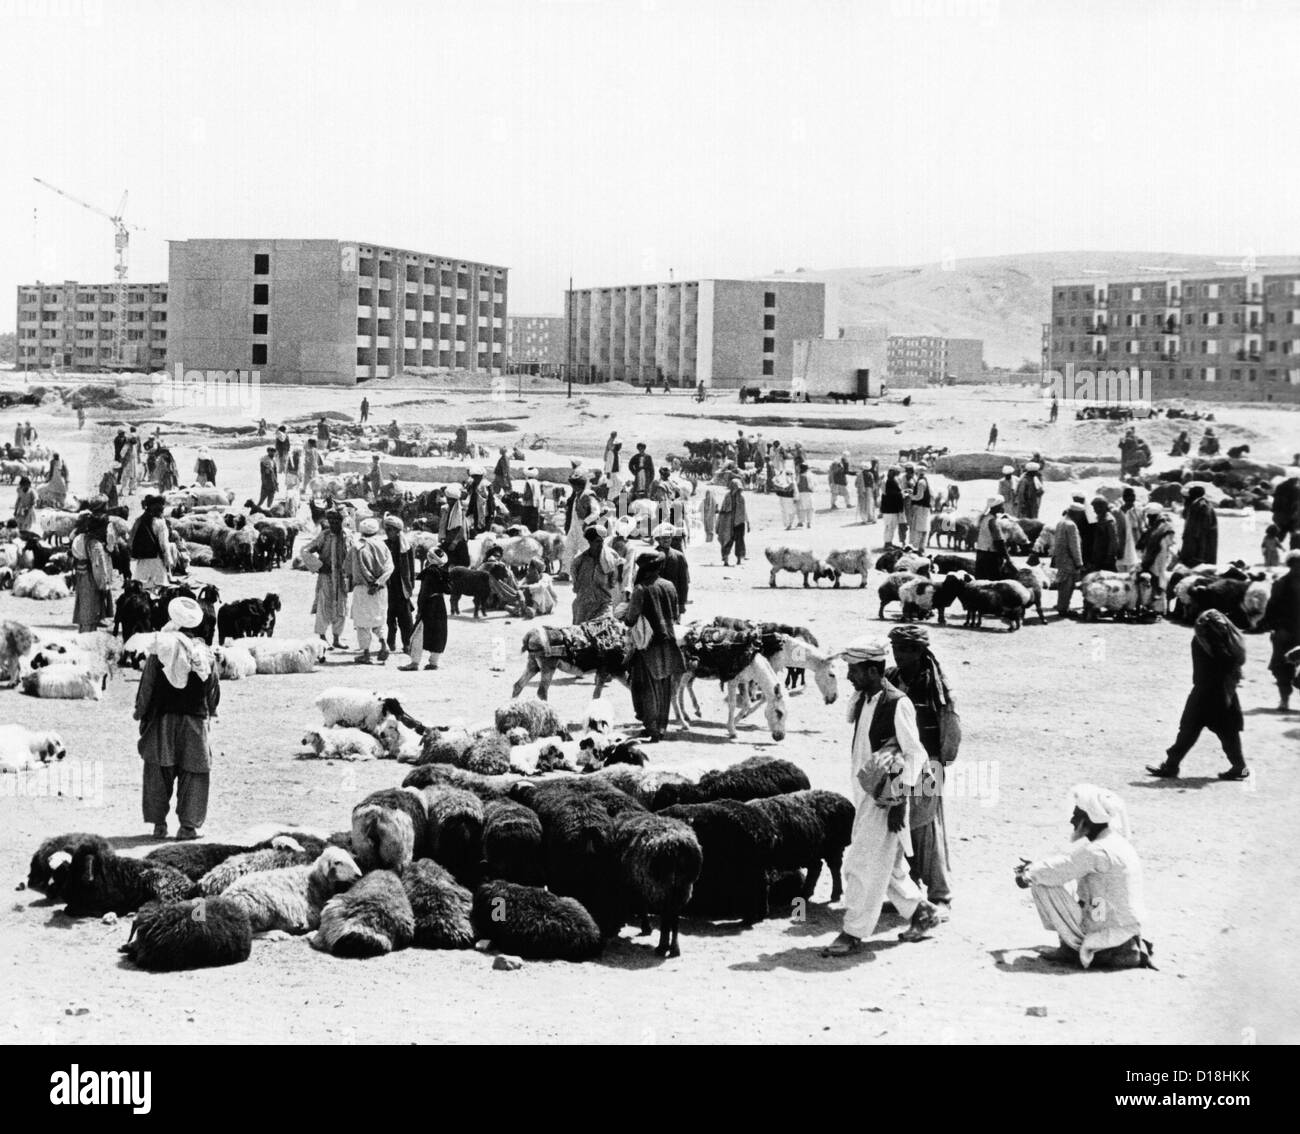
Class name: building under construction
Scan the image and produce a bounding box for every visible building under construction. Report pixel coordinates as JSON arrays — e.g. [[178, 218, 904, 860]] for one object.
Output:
[[15, 280, 169, 372]]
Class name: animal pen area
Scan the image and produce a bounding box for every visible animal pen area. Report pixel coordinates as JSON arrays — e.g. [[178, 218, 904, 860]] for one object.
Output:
[[2, 373, 1298, 1045]]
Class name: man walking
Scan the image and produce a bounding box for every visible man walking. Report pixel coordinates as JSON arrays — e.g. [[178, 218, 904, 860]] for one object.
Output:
[[257, 446, 279, 508], [823, 638, 942, 956], [360, 396, 370, 424], [986, 422, 998, 450]]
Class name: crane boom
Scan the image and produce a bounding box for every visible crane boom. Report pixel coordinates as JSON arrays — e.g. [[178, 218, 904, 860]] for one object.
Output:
[[33, 175, 135, 368]]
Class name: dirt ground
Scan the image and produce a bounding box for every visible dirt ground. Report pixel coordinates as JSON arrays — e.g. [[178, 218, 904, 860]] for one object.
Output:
[[2, 378, 1298, 1045]]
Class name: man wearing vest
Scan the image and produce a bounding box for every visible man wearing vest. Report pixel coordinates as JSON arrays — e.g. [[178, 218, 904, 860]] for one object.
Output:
[[129, 495, 175, 590], [823, 637, 942, 956]]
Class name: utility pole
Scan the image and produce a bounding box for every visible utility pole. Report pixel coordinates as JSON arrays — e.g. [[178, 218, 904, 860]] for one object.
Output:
[[566, 274, 573, 398]]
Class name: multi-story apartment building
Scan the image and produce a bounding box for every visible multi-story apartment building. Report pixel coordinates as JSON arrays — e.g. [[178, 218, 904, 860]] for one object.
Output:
[[886, 335, 984, 386], [506, 314, 567, 372], [566, 278, 825, 389], [1049, 270, 1300, 403], [15, 280, 169, 371], [166, 239, 507, 385]]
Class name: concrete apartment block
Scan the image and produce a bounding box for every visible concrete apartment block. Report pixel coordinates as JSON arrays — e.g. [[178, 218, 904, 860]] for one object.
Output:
[[1049, 269, 1300, 403], [566, 278, 824, 389], [887, 334, 985, 386], [506, 314, 567, 368], [167, 238, 507, 386], [16, 280, 168, 372]]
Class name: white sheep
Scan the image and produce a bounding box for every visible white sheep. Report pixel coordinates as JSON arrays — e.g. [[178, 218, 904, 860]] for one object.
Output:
[[213, 644, 257, 680], [221, 846, 363, 934], [225, 637, 324, 675], [13, 570, 71, 601], [509, 737, 583, 776], [314, 687, 406, 734], [375, 714, 422, 761], [33, 510, 78, 544], [21, 664, 106, 700], [0, 724, 66, 773], [301, 727, 386, 761]]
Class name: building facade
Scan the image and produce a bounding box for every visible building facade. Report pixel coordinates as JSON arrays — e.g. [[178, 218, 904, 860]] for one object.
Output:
[[1049, 270, 1300, 403], [566, 278, 825, 389], [506, 314, 567, 372], [886, 334, 984, 386], [166, 239, 507, 386], [15, 280, 168, 371], [793, 338, 883, 398]]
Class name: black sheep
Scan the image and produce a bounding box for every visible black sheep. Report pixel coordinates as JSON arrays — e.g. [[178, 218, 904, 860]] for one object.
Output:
[[351, 787, 431, 871], [400, 859, 475, 949], [650, 755, 811, 809], [480, 799, 545, 885], [401, 762, 519, 802], [746, 789, 854, 902], [314, 869, 415, 958], [120, 897, 252, 971], [612, 810, 702, 957], [471, 880, 602, 961], [144, 841, 256, 881], [420, 785, 485, 888], [659, 801, 778, 924], [63, 842, 195, 916], [216, 593, 281, 644], [448, 566, 491, 618], [27, 832, 111, 899], [252, 525, 290, 570]]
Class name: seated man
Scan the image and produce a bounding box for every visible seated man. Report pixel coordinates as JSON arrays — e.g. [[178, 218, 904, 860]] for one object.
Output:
[[1014, 784, 1155, 970]]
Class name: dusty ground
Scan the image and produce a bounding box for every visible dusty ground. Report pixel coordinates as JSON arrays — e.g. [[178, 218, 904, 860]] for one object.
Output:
[[2, 377, 1297, 1045]]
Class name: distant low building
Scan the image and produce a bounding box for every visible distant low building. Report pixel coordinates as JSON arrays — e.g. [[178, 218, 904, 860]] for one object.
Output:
[[506, 314, 566, 375], [792, 338, 883, 398], [887, 334, 984, 387]]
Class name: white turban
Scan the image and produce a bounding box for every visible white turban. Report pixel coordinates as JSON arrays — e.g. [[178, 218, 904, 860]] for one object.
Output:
[[359, 517, 381, 536], [1071, 784, 1130, 838], [1001, 465, 1014, 475], [842, 637, 888, 665], [652, 523, 675, 539]]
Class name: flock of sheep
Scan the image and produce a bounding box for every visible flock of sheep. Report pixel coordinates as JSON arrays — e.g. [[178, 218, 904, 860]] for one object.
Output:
[[25, 684, 854, 968]]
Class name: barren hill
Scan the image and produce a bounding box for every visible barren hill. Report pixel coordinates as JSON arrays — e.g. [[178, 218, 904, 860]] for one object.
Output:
[[774, 251, 1298, 370]]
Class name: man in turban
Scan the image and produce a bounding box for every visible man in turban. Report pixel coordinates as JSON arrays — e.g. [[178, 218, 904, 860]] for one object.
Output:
[[1052, 503, 1086, 617], [305, 509, 351, 649], [887, 625, 959, 913], [382, 514, 415, 661], [653, 523, 689, 615], [1179, 484, 1219, 567], [571, 525, 621, 624], [348, 517, 394, 664], [823, 637, 942, 956], [1014, 785, 1153, 969]]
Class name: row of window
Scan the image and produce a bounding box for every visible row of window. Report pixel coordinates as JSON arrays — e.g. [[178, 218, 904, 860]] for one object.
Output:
[[356, 349, 504, 365], [1059, 311, 1292, 329], [1055, 339, 1293, 355], [1056, 281, 1300, 304]]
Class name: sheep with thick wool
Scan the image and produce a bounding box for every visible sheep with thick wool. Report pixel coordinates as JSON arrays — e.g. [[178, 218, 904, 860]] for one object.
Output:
[[351, 787, 429, 871], [415, 727, 474, 767], [745, 789, 854, 902], [27, 832, 109, 899], [401, 762, 520, 802], [120, 897, 252, 971], [649, 755, 811, 810], [222, 636, 322, 674], [494, 697, 565, 741], [611, 809, 702, 958], [420, 785, 485, 887], [1, 619, 35, 687], [471, 880, 602, 961], [400, 860, 475, 949], [301, 727, 386, 761], [586, 765, 692, 810], [480, 799, 545, 886], [213, 644, 257, 680], [312, 869, 415, 958], [658, 801, 779, 924], [375, 714, 422, 761], [464, 728, 512, 775], [21, 664, 107, 701], [222, 846, 363, 934], [145, 841, 258, 881], [196, 837, 319, 896], [62, 841, 195, 916], [13, 570, 71, 600], [314, 686, 418, 735]]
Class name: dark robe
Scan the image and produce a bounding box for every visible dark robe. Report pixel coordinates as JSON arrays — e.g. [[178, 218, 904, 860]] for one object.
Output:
[[1180, 497, 1219, 566], [623, 577, 684, 739], [415, 560, 449, 653], [658, 546, 690, 614]]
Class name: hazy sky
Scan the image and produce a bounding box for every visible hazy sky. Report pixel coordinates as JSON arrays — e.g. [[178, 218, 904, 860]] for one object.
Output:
[[2, 0, 1295, 331]]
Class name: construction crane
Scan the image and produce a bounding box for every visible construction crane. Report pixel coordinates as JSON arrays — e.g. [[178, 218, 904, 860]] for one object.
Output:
[[33, 176, 147, 368]]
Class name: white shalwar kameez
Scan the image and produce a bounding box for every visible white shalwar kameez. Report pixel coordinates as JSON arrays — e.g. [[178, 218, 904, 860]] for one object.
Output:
[[841, 689, 928, 939]]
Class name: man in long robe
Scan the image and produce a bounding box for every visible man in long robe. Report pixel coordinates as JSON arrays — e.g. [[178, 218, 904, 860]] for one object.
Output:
[[382, 514, 415, 660], [622, 551, 685, 743], [348, 517, 394, 664], [561, 473, 597, 579], [653, 523, 689, 615], [823, 638, 941, 956], [1180, 485, 1218, 566], [307, 510, 351, 648], [628, 443, 654, 500], [571, 526, 621, 624], [1263, 550, 1300, 711]]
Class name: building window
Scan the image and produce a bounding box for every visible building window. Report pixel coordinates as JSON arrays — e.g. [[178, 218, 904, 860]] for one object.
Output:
[[763, 337, 775, 353], [762, 360, 774, 376], [254, 253, 270, 275], [252, 343, 267, 365], [764, 291, 775, 308], [763, 314, 775, 330], [253, 313, 268, 334], [253, 283, 269, 305]]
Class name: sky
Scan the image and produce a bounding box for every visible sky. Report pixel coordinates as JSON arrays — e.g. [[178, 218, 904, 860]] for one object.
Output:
[[2, 0, 1296, 332]]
